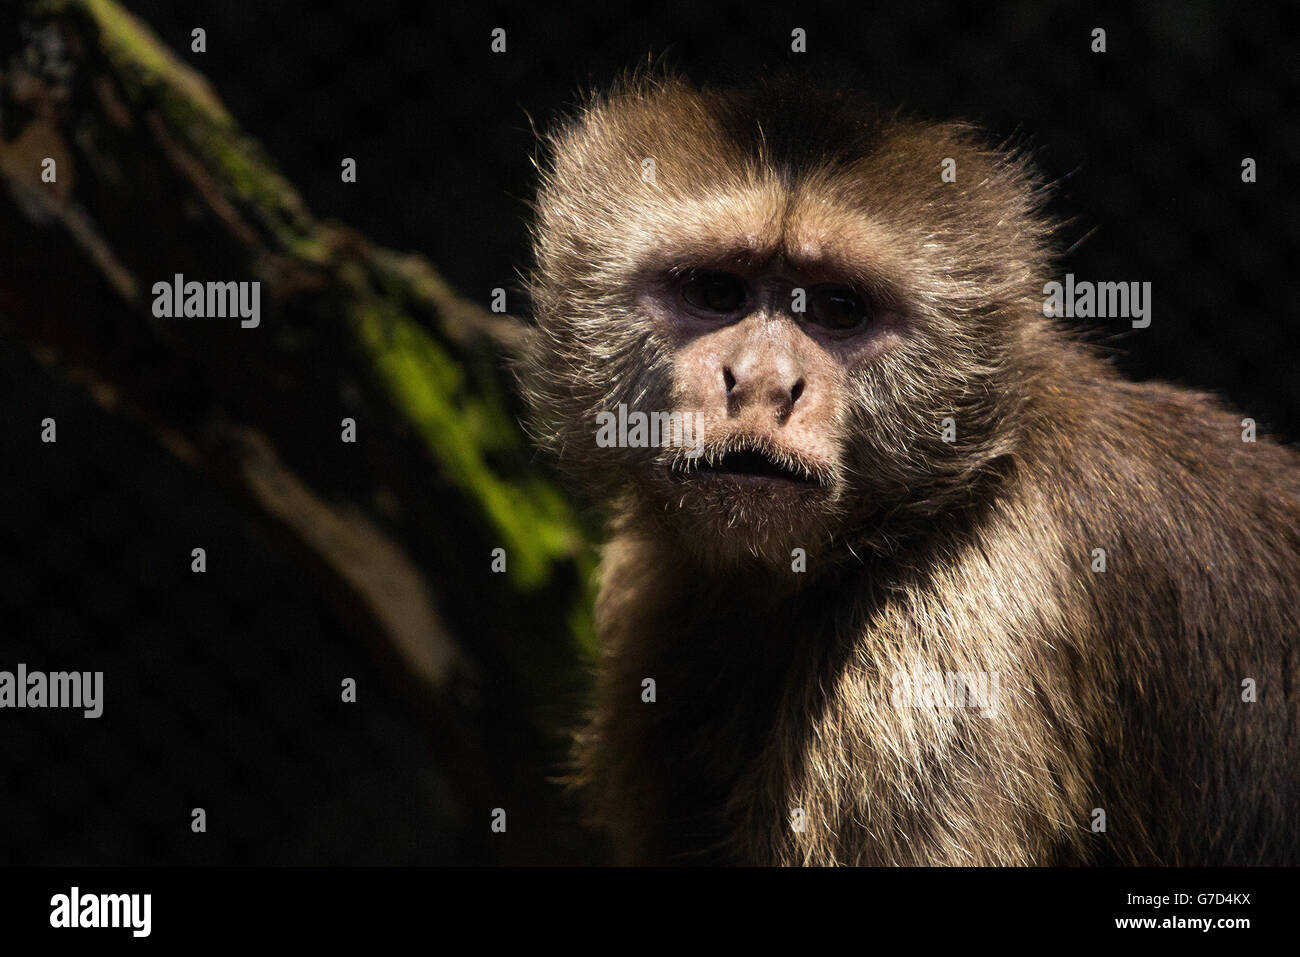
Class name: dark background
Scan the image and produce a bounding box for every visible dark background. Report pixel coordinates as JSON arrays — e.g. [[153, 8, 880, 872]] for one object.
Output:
[[2, 0, 1296, 864]]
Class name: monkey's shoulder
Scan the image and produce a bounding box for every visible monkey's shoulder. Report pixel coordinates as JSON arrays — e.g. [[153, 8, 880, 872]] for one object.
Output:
[[1037, 371, 1300, 521]]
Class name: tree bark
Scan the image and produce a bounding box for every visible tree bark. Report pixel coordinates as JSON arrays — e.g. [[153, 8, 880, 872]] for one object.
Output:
[[0, 0, 599, 864]]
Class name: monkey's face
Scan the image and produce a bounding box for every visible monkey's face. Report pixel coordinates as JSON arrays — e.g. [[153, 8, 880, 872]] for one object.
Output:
[[525, 77, 1045, 565], [635, 264, 890, 558]]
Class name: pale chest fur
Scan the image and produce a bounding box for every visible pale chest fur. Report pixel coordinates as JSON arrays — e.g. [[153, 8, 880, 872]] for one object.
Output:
[[582, 518, 1100, 865]]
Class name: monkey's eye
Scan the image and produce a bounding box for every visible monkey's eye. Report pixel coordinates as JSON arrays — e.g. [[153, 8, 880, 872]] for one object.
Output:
[[807, 285, 870, 332], [680, 271, 747, 314]]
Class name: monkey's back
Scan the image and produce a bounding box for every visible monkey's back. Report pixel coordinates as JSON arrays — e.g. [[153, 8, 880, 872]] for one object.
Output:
[[1026, 356, 1300, 864]]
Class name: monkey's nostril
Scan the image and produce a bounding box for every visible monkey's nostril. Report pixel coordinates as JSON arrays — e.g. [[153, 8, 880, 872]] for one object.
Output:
[[723, 367, 736, 393], [790, 379, 805, 405]]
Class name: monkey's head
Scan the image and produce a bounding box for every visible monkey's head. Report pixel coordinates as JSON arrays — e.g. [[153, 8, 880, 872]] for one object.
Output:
[[523, 74, 1052, 567]]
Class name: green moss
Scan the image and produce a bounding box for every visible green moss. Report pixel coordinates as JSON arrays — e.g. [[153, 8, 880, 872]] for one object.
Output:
[[71, 0, 598, 637], [81, 1, 198, 98], [353, 300, 589, 592], [568, 584, 598, 660], [80, 0, 309, 245]]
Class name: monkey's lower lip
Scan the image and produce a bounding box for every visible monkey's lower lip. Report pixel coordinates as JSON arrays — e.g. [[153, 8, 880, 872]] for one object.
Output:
[[674, 449, 826, 487]]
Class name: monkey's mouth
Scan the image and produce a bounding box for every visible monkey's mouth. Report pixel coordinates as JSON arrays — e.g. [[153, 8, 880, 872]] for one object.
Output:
[[673, 446, 828, 488]]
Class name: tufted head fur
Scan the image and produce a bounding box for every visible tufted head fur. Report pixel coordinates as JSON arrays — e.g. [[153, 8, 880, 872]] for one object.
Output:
[[522, 72, 1058, 565]]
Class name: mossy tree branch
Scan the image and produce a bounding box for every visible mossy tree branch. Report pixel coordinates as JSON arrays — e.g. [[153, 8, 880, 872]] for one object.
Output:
[[0, 0, 598, 863]]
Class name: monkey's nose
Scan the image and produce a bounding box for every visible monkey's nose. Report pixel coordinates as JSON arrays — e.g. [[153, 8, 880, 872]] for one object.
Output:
[[723, 364, 806, 423]]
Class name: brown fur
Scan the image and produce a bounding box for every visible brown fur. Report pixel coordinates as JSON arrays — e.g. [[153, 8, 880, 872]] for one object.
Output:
[[521, 73, 1300, 865]]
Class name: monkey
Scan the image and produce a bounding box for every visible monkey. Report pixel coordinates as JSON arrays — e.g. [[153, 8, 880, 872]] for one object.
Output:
[[519, 72, 1300, 866]]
